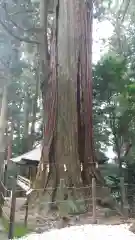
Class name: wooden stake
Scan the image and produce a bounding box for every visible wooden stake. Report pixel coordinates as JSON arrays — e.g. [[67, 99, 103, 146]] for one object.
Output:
[[24, 167, 31, 227], [24, 197, 29, 227], [120, 177, 128, 217], [0, 180, 4, 217], [92, 178, 97, 224], [8, 176, 17, 239]]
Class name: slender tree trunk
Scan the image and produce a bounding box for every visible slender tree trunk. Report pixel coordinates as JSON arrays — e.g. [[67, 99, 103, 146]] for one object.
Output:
[[39, 0, 49, 97], [31, 66, 40, 145], [0, 86, 8, 216], [4, 122, 13, 195], [17, 101, 22, 153], [0, 86, 8, 178], [22, 91, 30, 153], [34, 0, 50, 189], [23, 92, 29, 138]]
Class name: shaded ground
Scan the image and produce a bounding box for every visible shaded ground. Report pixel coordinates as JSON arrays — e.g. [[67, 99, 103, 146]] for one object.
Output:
[[0, 219, 7, 239], [2, 197, 135, 236], [33, 209, 135, 233]]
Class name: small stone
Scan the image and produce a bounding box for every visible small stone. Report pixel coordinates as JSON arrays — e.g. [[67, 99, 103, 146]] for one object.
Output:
[[91, 219, 97, 224], [129, 222, 135, 233], [75, 216, 80, 221], [104, 208, 116, 218]]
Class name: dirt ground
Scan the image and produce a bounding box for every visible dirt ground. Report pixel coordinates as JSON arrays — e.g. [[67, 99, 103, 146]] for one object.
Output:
[[2, 197, 135, 235], [28, 207, 135, 234]]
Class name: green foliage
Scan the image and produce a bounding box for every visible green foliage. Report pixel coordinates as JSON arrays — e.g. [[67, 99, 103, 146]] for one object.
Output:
[[93, 47, 135, 181], [127, 83, 135, 95], [93, 54, 128, 151], [2, 215, 30, 238], [0, 0, 42, 159]]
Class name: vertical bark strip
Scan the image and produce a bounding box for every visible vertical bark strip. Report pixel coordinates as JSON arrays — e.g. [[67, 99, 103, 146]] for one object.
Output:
[[35, 8, 57, 189], [80, 1, 96, 183]]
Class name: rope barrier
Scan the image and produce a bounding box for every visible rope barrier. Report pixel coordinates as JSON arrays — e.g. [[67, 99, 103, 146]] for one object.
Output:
[[2, 208, 10, 219], [1, 193, 11, 208], [0, 180, 9, 192], [2, 179, 135, 193]]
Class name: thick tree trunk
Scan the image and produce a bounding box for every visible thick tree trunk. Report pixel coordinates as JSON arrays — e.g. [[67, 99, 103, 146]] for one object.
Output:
[[35, 0, 102, 214], [54, 0, 101, 187]]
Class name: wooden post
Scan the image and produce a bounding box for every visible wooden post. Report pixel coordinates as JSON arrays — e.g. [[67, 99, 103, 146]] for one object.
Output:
[[0, 179, 5, 217], [24, 197, 29, 227], [24, 166, 31, 227], [3, 163, 7, 196], [8, 176, 17, 240], [59, 179, 66, 217], [92, 178, 97, 224], [120, 177, 128, 217]]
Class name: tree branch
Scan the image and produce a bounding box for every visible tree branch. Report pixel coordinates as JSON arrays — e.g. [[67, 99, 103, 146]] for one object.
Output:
[[121, 0, 131, 23], [0, 19, 39, 44], [117, 0, 131, 23], [9, 9, 35, 16], [3, 4, 37, 33], [7, 17, 35, 32]]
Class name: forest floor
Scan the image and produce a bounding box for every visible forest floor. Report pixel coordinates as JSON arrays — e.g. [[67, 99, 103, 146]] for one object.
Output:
[[0, 219, 7, 239], [30, 208, 135, 234], [2, 199, 135, 234], [2, 197, 135, 237]]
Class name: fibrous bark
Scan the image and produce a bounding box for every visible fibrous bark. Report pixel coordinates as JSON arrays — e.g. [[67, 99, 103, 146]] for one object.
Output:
[[35, 0, 102, 213]]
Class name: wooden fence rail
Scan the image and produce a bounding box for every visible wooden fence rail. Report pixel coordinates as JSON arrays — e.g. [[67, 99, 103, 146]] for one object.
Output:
[[0, 176, 129, 239]]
